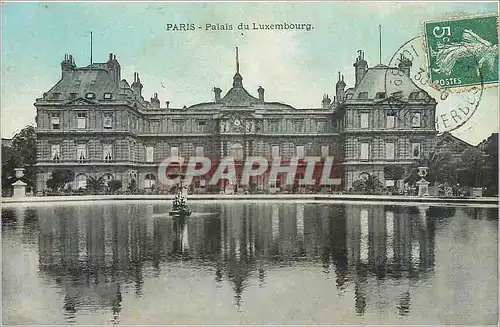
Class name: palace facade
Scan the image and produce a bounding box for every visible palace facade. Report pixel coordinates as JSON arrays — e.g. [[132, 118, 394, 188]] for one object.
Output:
[[34, 49, 437, 194]]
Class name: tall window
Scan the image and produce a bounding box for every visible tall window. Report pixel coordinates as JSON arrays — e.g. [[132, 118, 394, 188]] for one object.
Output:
[[296, 145, 305, 159], [385, 142, 395, 159], [317, 120, 326, 133], [144, 174, 156, 189], [292, 120, 303, 133], [270, 120, 279, 133], [77, 112, 87, 129], [150, 121, 159, 133], [51, 114, 60, 130], [102, 174, 113, 186], [51, 144, 61, 162], [231, 143, 244, 161], [76, 174, 87, 190], [170, 146, 179, 157], [412, 113, 422, 128], [195, 146, 204, 157], [386, 113, 395, 128], [271, 145, 280, 159], [146, 146, 154, 163], [77, 144, 87, 162], [103, 144, 113, 162], [173, 120, 184, 133], [321, 145, 329, 159], [360, 113, 369, 129], [103, 114, 113, 129], [411, 143, 421, 158], [360, 143, 369, 160], [197, 120, 206, 132]]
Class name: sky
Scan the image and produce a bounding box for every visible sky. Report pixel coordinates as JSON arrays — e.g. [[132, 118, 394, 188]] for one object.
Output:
[[1, 1, 498, 144]]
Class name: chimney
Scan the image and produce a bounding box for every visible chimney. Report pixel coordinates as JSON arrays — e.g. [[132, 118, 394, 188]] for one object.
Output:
[[107, 52, 121, 84], [335, 72, 346, 103], [61, 54, 76, 78], [353, 50, 368, 87], [258, 86, 265, 102], [398, 53, 412, 77], [214, 87, 222, 103], [131, 72, 143, 96], [322, 94, 331, 109], [151, 93, 160, 108]]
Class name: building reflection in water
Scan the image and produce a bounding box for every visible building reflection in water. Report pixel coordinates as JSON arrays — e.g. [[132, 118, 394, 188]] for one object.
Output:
[[8, 202, 493, 322]]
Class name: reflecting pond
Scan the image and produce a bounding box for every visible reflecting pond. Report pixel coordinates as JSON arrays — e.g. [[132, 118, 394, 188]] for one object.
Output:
[[2, 201, 498, 325]]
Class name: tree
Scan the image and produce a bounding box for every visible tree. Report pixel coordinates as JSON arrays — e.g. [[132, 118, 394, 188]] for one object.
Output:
[[481, 133, 498, 195], [352, 173, 382, 194], [10, 125, 37, 191], [2, 125, 37, 195], [108, 180, 123, 193], [127, 179, 138, 193], [2, 145, 22, 196], [46, 169, 75, 191], [86, 176, 106, 193], [458, 148, 485, 187], [384, 166, 405, 181]]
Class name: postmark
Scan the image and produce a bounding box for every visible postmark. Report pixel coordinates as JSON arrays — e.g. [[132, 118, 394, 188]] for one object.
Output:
[[423, 14, 498, 90], [384, 35, 484, 134]]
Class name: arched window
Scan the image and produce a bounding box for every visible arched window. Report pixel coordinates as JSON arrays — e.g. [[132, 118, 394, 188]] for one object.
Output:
[[102, 173, 113, 186], [144, 174, 156, 189], [75, 174, 87, 190], [230, 143, 244, 161]]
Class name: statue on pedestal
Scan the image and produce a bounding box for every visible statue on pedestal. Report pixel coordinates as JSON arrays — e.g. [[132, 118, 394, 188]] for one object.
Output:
[[170, 180, 191, 216]]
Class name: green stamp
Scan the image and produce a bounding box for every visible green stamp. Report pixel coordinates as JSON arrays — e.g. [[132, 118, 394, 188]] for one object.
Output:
[[424, 15, 498, 89]]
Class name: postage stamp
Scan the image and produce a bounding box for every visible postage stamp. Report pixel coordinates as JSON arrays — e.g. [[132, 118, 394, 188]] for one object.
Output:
[[423, 14, 498, 89]]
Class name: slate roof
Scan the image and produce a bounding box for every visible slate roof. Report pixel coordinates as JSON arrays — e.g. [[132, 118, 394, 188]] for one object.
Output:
[[349, 64, 428, 101], [46, 69, 121, 100]]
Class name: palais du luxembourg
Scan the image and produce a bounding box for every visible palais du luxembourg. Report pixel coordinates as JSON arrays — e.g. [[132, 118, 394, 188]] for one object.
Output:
[[34, 48, 441, 194]]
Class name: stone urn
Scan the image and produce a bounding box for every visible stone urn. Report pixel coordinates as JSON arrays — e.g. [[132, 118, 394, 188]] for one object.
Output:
[[416, 166, 430, 197], [12, 168, 27, 197], [14, 168, 25, 179]]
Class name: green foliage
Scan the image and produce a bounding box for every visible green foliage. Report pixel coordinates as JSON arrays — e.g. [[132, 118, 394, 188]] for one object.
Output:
[[2, 125, 37, 194], [46, 169, 75, 191], [86, 176, 106, 193], [405, 152, 457, 186], [108, 180, 123, 193], [352, 174, 382, 194], [127, 179, 138, 193], [458, 148, 485, 187], [2, 146, 21, 195], [383, 166, 405, 180]]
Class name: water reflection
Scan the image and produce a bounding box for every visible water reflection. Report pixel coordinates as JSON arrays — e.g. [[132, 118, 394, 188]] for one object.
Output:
[[1, 203, 498, 324]]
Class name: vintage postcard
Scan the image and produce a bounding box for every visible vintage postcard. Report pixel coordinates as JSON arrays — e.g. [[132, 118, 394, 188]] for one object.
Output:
[[1, 1, 498, 326]]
